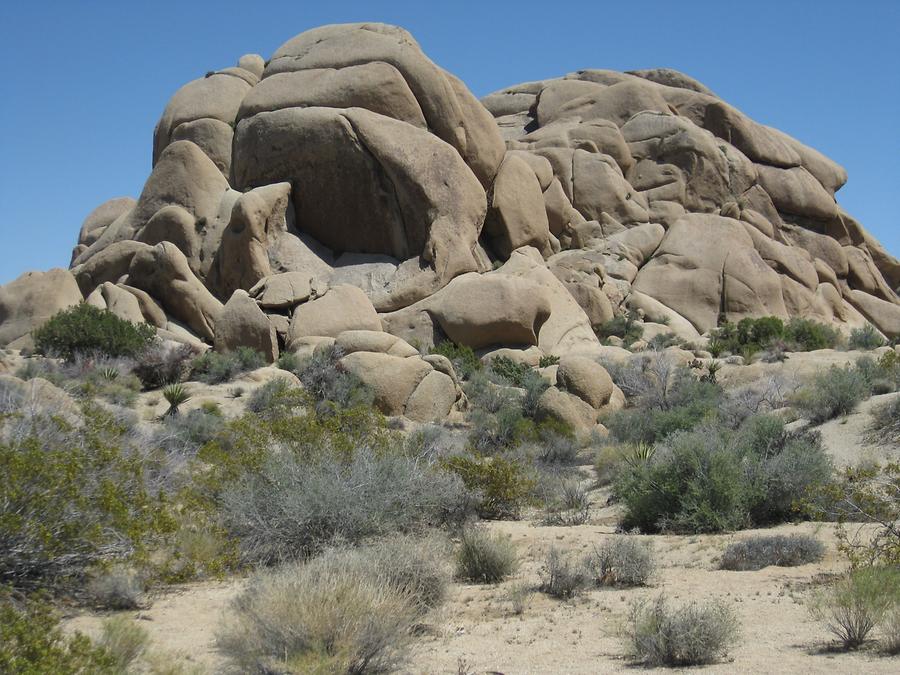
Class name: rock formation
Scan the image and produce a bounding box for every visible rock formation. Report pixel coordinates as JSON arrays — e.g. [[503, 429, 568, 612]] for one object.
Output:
[[2, 22, 899, 378]]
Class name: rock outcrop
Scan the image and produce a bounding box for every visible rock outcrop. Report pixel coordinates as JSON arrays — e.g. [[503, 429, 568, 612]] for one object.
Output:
[[1, 21, 898, 379]]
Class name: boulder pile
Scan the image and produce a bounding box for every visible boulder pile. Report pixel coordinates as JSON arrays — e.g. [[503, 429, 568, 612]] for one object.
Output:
[[2, 22, 898, 377]]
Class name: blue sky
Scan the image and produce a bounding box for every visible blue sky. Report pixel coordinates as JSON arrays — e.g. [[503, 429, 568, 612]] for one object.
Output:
[[1, 1, 897, 285]]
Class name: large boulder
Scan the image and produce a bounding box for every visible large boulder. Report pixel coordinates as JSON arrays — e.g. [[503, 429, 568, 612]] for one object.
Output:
[[214, 290, 278, 362], [0, 269, 83, 346], [556, 355, 614, 408], [288, 285, 382, 342]]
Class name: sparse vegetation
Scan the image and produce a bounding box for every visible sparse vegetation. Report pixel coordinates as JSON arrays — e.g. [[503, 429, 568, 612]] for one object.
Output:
[[588, 537, 654, 586], [623, 595, 740, 666], [848, 323, 886, 350], [539, 547, 589, 599], [719, 534, 825, 571], [455, 527, 518, 583], [808, 567, 900, 650], [190, 346, 266, 384], [430, 341, 481, 379], [540, 478, 590, 526], [219, 544, 433, 674], [33, 304, 156, 362], [442, 454, 534, 520], [709, 316, 841, 357], [162, 382, 191, 416], [792, 364, 870, 423], [596, 310, 643, 347]]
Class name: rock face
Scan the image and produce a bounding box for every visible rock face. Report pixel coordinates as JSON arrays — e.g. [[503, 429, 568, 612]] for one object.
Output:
[[1, 21, 899, 391]]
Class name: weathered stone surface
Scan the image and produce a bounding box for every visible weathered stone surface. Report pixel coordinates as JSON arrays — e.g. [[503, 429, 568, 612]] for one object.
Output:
[[484, 153, 552, 258], [0, 269, 83, 346], [535, 386, 597, 433], [129, 242, 223, 341], [556, 355, 614, 408], [338, 351, 431, 416], [288, 285, 381, 342], [214, 290, 278, 362], [249, 272, 313, 310]]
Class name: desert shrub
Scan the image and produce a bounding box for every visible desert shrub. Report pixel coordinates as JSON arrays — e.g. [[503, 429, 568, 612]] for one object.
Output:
[[784, 317, 841, 351], [442, 454, 535, 520], [221, 446, 472, 565], [87, 566, 144, 610], [455, 527, 518, 583], [647, 332, 683, 351], [539, 355, 560, 368], [131, 343, 196, 389], [504, 582, 533, 615], [596, 311, 643, 346], [849, 323, 886, 350], [604, 356, 721, 445], [0, 405, 175, 589], [719, 534, 825, 571], [362, 535, 451, 615], [792, 364, 869, 423], [14, 357, 65, 385], [275, 350, 302, 374], [614, 417, 832, 533], [540, 478, 590, 526], [190, 346, 265, 384], [218, 546, 422, 674], [32, 304, 156, 362], [157, 406, 222, 455], [245, 377, 307, 418], [488, 356, 532, 387], [0, 588, 118, 673], [533, 422, 579, 465], [808, 567, 900, 650], [623, 595, 739, 666], [816, 462, 900, 567], [869, 396, 900, 444], [594, 444, 638, 487], [430, 341, 481, 379], [295, 345, 374, 410], [98, 617, 149, 671], [539, 547, 589, 599], [883, 606, 900, 655], [588, 537, 654, 586]]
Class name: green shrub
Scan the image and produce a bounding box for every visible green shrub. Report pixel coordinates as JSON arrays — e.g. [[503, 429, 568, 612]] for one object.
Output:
[[539, 547, 589, 599], [816, 462, 900, 567], [0, 588, 118, 673], [883, 606, 900, 655], [430, 341, 481, 379], [218, 546, 424, 674], [362, 535, 451, 615], [792, 364, 870, 423], [455, 527, 518, 583], [808, 567, 900, 650], [719, 534, 825, 571], [488, 355, 532, 387], [539, 355, 560, 368], [190, 347, 265, 384], [442, 454, 535, 520], [614, 417, 832, 533], [784, 317, 841, 351], [623, 595, 739, 666], [588, 537, 654, 586], [596, 311, 643, 346], [0, 405, 175, 589], [849, 324, 886, 350], [32, 304, 156, 362]]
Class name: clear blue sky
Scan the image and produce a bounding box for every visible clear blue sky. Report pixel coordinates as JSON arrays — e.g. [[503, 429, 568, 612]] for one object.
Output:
[[1, 1, 897, 285]]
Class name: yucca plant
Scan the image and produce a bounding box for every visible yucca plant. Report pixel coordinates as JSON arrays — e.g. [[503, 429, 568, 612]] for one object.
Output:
[[162, 383, 191, 417], [623, 443, 656, 469], [100, 366, 119, 381]]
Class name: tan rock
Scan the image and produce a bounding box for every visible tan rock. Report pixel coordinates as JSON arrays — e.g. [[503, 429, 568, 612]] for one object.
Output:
[[214, 290, 278, 362], [0, 269, 83, 346], [289, 285, 381, 342], [556, 356, 614, 408], [535, 386, 597, 433]]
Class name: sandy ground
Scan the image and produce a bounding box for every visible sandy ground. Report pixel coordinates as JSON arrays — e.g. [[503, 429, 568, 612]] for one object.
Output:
[[64, 518, 898, 674], [59, 354, 899, 674]]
